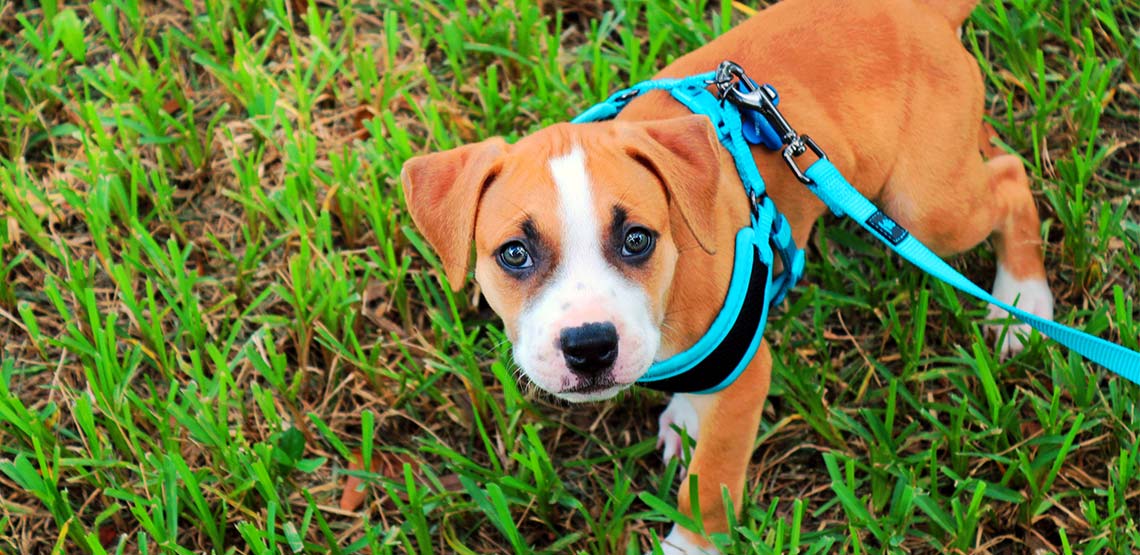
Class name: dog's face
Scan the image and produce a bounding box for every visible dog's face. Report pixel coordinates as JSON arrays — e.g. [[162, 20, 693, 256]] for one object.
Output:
[[473, 139, 677, 401], [402, 116, 721, 401]]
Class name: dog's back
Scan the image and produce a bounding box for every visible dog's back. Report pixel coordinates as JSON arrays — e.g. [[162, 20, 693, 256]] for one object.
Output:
[[618, 0, 986, 248]]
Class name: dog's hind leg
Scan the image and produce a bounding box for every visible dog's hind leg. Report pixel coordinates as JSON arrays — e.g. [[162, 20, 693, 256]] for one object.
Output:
[[977, 124, 1054, 357], [881, 120, 1054, 358]]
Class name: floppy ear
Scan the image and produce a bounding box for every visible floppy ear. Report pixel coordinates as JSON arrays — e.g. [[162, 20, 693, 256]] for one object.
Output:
[[401, 137, 508, 290], [622, 115, 722, 254]]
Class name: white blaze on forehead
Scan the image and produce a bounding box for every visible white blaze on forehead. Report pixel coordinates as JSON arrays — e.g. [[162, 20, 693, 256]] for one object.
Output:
[[549, 147, 601, 264], [507, 144, 661, 399]]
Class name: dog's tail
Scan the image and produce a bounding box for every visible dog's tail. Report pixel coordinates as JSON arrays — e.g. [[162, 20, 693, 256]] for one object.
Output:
[[918, 0, 979, 27]]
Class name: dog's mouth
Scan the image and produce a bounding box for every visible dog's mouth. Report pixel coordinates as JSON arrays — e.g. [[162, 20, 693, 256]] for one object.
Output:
[[550, 374, 635, 402], [563, 375, 617, 394]]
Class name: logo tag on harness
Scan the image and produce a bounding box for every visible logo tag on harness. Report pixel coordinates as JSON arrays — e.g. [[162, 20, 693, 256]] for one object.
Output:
[[867, 211, 909, 245]]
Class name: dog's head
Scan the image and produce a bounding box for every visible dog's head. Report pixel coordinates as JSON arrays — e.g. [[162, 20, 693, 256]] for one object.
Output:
[[401, 116, 722, 401]]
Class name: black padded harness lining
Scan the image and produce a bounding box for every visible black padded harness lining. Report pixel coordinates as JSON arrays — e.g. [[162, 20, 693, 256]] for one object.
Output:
[[641, 248, 768, 393]]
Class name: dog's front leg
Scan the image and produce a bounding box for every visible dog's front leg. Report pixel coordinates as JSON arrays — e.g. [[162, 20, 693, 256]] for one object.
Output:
[[658, 341, 772, 554]]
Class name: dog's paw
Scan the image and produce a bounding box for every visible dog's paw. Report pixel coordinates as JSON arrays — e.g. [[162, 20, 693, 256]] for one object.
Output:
[[657, 394, 699, 468], [987, 264, 1054, 359], [654, 526, 719, 555]]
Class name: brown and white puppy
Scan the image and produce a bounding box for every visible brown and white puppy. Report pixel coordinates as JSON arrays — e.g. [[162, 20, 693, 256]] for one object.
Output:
[[401, 0, 1053, 552]]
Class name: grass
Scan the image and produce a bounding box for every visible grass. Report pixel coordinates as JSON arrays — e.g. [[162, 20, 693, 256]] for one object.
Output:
[[0, 0, 1137, 553]]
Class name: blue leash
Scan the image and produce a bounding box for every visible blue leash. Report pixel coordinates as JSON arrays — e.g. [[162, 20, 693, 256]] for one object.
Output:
[[718, 60, 1140, 383], [803, 159, 1140, 381], [576, 61, 1140, 391]]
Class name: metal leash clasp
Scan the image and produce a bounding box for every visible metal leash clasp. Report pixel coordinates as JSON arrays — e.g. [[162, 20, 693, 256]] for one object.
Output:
[[711, 61, 827, 185]]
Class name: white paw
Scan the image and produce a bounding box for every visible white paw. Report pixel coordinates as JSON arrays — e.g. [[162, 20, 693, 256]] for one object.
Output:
[[657, 394, 699, 468], [987, 264, 1054, 359], [655, 526, 719, 555]]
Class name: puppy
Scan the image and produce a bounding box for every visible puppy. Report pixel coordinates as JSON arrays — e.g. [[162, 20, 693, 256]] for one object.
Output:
[[400, 0, 1053, 551]]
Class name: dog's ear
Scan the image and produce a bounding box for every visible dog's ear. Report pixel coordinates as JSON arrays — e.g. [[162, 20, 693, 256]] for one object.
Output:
[[401, 137, 508, 290], [622, 115, 722, 254]]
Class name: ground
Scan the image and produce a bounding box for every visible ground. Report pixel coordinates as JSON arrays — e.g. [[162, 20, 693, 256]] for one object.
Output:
[[1, 0, 1138, 553]]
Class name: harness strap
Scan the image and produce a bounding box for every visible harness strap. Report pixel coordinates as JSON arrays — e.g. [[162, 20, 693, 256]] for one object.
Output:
[[642, 230, 773, 393], [804, 159, 1140, 383], [572, 73, 804, 393]]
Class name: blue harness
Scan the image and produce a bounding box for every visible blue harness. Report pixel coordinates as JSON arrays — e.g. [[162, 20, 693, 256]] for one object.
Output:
[[574, 61, 1140, 393]]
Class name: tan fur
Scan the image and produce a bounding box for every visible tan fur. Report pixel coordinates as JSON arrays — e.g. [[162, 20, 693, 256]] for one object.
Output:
[[402, 138, 507, 286], [402, 0, 1048, 549], [675, 343, 771, 540], [457, 120, 727, 344]]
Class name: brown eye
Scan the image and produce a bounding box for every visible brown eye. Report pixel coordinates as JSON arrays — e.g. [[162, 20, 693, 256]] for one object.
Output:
[[497, 241, 533, 270], [621, 228, 654, 258]]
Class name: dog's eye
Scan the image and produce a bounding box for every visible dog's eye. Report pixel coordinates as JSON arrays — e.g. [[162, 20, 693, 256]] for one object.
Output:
[[621, 228, 655, 258], [497, 241, 533, 270]]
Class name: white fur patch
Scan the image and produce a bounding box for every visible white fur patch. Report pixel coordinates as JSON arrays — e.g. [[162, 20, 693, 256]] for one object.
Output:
[[550, 147, 601, 269], [512, 147, 660, 401], [658, 394, 700, 469], [987, 263, 1054, 359], [659, 526, 719, 555]]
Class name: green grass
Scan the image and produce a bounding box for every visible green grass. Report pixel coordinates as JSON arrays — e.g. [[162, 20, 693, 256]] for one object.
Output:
[[0, 0, 1137, 553]]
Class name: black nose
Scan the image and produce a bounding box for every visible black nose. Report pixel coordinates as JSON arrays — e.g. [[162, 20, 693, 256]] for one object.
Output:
[[559, 322, 619, 376]]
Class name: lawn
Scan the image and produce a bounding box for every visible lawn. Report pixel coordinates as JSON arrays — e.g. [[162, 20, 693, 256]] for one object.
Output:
[[1, 0, 1138, 553]]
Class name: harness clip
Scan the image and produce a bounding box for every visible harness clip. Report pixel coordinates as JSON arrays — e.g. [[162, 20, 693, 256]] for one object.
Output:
[[782, 135, 827, 185], [712, 61, 828, 184]]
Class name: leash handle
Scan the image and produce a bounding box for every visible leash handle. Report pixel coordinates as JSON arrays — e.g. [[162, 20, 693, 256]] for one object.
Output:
[[803, 159, 1140, 383]]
